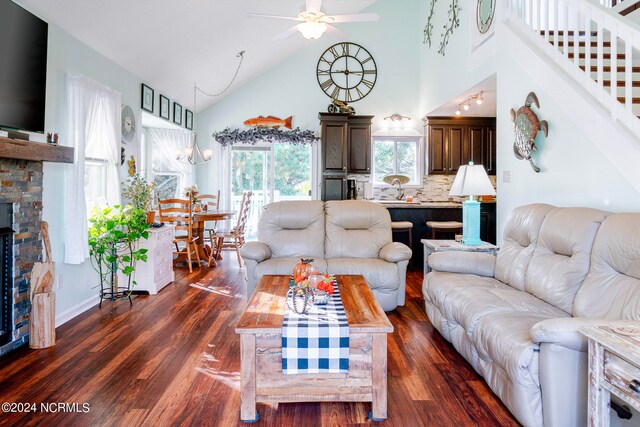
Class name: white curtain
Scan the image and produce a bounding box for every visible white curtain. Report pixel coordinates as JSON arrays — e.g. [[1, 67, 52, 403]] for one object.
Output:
[[64, 74, 121, 264], [149, 128, 194, 191]]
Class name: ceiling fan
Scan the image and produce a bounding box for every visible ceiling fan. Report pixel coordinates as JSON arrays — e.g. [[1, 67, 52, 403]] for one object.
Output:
[[248, 0, 379, 40]]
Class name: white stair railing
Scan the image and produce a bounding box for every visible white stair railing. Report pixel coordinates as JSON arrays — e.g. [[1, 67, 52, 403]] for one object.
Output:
[[609, 0, 640, 14], [507, 0, 640, 136]]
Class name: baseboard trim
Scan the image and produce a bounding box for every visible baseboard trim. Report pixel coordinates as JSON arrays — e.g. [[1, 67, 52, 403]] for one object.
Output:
[[55, 295, 100, 328]]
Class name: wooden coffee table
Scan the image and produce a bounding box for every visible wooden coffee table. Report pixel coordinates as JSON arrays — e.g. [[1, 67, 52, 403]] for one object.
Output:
[[235, 274, 394, 422]]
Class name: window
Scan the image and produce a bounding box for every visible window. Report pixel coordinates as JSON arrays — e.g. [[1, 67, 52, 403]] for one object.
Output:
[[148, 128, 194, 202], [84, 100, 114, 214], [372, 137, 421, 185]]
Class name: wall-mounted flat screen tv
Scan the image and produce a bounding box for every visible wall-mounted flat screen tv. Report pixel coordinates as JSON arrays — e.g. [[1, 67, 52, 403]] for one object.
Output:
[[0, 0, 48, 134]]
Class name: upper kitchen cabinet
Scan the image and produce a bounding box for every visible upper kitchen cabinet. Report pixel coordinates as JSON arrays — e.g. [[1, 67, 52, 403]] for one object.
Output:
[[319, 113, 373, 175], [425, 117, 496, 175]]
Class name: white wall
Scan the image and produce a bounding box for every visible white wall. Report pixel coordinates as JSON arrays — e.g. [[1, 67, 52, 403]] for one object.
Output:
[[417, 0, 497, 115], [41, 24, 148, 323], [495, 22, 640, 240], [195, 0, 422, 195]]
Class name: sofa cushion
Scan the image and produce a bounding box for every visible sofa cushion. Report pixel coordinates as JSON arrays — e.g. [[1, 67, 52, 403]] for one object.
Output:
[[424, 272, 510, 311], [325, 201, 392, 259], [525, 208, 609, 314], [326, 258, 397, 292], [438, 279, 567, 336], [574, 213, 640, 319], [255, 258, 328, 281], [495, 204, 555, 291], [472, 311, 568, 382], [257, 200, 325, 259]]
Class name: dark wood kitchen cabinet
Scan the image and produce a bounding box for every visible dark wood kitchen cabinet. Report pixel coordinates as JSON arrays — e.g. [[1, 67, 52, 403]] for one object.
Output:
[[319, 113, 373, 175], [320, 113, 373, 201], [425, 117, 496, 175]]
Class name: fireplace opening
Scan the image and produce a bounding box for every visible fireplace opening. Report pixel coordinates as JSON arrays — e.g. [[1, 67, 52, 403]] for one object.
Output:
[[0, 204, 13, 348]]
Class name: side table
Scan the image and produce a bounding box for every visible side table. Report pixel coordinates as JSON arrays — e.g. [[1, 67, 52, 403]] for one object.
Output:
[[581, 326, 640, 426], [421, 239, 498, 277], [135, 225, 175, 294]]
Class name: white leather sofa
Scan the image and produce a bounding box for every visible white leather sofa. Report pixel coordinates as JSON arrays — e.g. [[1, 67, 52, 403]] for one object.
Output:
[[423, 203, 640, 427], [240, 200, 412, 311]]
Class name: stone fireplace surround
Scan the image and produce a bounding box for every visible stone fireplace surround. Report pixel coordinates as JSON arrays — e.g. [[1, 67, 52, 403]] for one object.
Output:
[[0, 159, 43, 356]]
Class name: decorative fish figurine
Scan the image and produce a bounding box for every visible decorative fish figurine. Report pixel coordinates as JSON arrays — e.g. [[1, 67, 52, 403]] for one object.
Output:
[[243, 115, 292, 129]]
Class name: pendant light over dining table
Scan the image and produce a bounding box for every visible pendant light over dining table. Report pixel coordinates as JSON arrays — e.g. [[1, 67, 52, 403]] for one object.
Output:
[[177, 50, 246, 165]]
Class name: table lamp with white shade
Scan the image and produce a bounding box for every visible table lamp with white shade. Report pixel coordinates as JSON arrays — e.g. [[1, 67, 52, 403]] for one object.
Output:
[[449, 162, 496, 246]]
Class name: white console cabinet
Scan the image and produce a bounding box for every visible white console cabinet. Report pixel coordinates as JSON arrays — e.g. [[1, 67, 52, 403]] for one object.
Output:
[[135, 225, 175, 294]]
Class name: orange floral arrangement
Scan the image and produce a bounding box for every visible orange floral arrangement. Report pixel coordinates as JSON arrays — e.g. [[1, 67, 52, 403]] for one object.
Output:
[[317, 274, 334, 295]]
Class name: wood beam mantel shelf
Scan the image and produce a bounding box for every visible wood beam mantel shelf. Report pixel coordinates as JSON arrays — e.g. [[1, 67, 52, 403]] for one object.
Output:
[[0, 137, 73, 163]]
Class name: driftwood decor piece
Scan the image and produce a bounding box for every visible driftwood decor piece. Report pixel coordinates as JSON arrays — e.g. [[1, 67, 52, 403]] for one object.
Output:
[[29, 221, 56, 349]]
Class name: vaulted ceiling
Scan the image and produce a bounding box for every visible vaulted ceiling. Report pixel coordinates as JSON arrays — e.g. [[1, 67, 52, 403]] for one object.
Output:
[[16, 0, 377, 112]]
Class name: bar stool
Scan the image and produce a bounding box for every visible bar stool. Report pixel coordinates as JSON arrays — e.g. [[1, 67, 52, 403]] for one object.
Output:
[[391, 221, 413, 248], [426, 221, 463, 239]]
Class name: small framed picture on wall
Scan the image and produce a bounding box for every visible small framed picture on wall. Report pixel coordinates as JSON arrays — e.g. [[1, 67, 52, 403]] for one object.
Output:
[[141, 84, 154, 113], [159, 95, 170, 120], [173, 102, 183, 126], [185, 110, 193, 130]]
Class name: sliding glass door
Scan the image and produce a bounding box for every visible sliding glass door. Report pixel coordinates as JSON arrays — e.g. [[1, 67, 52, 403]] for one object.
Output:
[[228, 143, 314, 239]]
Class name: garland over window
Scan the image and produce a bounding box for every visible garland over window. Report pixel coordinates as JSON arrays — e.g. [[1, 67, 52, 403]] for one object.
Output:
[[212, 127, 319, 147]]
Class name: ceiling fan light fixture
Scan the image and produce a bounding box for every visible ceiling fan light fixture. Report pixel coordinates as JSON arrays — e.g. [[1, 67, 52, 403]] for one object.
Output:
[[299, 21, 328, 40]]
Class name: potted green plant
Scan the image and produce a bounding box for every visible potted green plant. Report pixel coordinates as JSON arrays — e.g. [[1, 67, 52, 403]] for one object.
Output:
[[88, 205, 150, 312], [122, 173, 156, 224]]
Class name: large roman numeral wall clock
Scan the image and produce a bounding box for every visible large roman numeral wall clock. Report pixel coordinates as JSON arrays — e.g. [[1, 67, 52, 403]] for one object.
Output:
[[316, 42, 377, 103]]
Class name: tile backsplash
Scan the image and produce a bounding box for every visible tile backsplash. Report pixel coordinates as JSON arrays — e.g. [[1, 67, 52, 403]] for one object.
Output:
[[370, 174, 497, 202]]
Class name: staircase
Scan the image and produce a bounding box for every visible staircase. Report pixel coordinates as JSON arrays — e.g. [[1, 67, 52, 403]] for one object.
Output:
[[507, 0, 640, 137]]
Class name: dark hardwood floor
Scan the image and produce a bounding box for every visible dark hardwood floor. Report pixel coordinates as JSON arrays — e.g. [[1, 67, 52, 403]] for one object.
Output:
[[0, 259, 518, 427]]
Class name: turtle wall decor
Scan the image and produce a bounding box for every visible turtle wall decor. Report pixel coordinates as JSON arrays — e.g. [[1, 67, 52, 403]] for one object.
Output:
[[510, 92, 549, 173]]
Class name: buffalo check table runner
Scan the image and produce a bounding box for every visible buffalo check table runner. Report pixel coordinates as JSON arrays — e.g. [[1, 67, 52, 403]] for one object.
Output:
[[282, 276, 349, 374]]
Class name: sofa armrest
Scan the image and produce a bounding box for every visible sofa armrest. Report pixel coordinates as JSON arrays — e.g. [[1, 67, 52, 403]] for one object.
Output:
[[531, 318, 640, 352], [240, 241, 271, 263], [427, 252, 496, 277], [379, 242, 412, 263]]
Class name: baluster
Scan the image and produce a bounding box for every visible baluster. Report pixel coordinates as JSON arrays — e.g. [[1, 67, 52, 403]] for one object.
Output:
[[624, 30, 632, 117], [564, 0, 570, 62], [528, 0, 533, 28], [611, 24, 619, 120], [585, 7, 592, 89], [553, 0, 560, 50], [597, 17, 604, 100]]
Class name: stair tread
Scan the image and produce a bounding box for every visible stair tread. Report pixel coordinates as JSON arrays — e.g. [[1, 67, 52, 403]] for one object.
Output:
[[580, 65, 640, 73]]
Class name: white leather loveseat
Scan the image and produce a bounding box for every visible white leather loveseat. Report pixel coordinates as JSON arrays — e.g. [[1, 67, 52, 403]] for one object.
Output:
[[241, 200, 412, 311], [423, 203, 640, 427]]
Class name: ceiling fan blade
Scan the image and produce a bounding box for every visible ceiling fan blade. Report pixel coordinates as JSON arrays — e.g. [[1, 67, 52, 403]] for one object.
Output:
[[324, 13, 380, 23], [247, 13, 303, 21], [274, 24, 301, 40], [325, 24, 349, 39], [306, 0, 323, 13]]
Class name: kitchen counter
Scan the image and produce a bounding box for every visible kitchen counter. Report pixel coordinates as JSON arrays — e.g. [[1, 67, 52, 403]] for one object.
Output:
[[369, 200, 496, 209], [370, 201, 462, 208], [380, 202, 497, 268]]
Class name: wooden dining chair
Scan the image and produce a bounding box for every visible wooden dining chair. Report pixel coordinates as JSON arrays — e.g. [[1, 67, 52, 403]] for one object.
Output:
[[158, 197, 201, 273], [197, 190, 220, 238], [210, 190, 252, 267]]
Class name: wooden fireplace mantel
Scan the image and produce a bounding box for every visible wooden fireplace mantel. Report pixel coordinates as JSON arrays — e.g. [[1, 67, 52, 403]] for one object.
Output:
[[0, 137, 74, 164]]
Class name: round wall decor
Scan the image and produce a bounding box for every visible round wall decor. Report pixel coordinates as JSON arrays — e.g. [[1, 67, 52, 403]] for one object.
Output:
[[316, 42, 377, 103], [476, 0, 496, 35]]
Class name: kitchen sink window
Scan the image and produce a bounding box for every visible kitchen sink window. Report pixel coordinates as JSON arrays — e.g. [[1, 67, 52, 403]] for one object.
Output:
[[372, 136, 421, 185]]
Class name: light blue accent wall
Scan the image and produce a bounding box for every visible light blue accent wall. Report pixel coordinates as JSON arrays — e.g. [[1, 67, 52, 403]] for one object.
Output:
[[41, 24, 149, 319], [195, 0, 422, 195]]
